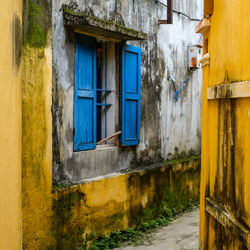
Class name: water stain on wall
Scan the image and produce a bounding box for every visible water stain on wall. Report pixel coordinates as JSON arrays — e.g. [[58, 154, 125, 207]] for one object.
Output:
[[12, 13, 22, 68]]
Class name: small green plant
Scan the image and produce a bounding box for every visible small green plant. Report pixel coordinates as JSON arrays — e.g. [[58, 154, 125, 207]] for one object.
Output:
[[76, 246, 84, 250], [78, 201, 199, 250], [87, 229, 143, 250]]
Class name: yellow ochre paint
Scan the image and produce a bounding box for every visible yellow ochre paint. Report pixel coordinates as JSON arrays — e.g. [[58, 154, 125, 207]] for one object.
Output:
[[23, 156, 200, 249], [200, 0, 250, 249], [0, 1, 201, 249], [0, 0, 22, 249], [22, 47, 53, 249]]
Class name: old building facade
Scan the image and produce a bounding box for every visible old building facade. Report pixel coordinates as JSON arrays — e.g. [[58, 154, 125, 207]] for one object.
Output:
[[52, 0, 203, 184], [1, 0, 204, 248]]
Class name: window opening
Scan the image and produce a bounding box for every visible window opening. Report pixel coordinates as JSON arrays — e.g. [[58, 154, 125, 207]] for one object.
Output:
[[96, 42, 103, 142], [74, 33, 141, 151], [96, 42, 113, 144]]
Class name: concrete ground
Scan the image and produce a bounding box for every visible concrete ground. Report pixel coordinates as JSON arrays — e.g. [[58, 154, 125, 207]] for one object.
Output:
[[116, 207, 200, 250]]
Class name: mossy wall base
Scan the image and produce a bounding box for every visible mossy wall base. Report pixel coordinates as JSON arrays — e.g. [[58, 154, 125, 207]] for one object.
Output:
[[23, 157, 200, 249]]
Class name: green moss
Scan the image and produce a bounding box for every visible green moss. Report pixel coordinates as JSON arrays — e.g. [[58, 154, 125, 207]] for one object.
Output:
[[53, 192, 79, 222], [28, 1, 47, 47], [23, 0, 51, 48], [143, 179, 198, 224], [166, 155, 201, 165], [63, 7, 76, 16], [52, 183, 71, 191], [112, 211, 124, 221], [52, 190, 87, 249], [159, 186, 195, 217], [85, 202, 199, 250], [63, 7, 146, 38], [143, 204, 157, 222]]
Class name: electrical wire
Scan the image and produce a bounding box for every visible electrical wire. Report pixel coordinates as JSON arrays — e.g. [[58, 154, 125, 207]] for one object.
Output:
[[154, 0, 201, 22], [173, 10, 201, 22], [154, 0, 168, 8]]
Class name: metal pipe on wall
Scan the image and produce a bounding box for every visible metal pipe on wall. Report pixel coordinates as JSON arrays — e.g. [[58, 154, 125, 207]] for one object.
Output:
[[167, 0, 173, 24]]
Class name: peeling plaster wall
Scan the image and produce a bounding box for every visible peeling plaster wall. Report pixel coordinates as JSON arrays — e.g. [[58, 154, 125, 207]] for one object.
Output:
[[52, 0, 203, 183]]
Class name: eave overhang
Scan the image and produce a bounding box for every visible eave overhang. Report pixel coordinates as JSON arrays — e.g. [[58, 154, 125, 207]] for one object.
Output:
[[63, 8, 147, 42]]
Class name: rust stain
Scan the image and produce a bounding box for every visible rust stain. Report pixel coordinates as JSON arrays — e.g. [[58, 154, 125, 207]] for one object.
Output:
[[191, 57, 197, 67]]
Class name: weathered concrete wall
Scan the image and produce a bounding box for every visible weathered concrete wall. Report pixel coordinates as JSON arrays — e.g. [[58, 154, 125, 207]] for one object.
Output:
[[52, 0, 203, 183], [0, 0, 22, 249], [200, 0, 250, 249]]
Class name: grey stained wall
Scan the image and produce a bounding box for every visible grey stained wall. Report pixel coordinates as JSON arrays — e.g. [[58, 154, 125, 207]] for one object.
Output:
[[52, 0, 203, 184]]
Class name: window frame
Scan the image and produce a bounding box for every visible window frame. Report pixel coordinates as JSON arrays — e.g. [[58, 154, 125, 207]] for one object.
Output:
[[73, 33, 141, 151]]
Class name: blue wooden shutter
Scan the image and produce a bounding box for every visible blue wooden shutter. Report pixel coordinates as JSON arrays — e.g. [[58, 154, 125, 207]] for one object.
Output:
[[121, 44, 141, 146], [74, 34, 97, 151]]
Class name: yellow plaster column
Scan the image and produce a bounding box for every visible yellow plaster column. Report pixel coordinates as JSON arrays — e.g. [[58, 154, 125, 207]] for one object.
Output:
[[0, 0, 22, 249], [21, 0, 53, 248]]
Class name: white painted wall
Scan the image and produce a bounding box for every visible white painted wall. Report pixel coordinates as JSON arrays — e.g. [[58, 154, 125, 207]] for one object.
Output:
[[157, 1, 203, 159]]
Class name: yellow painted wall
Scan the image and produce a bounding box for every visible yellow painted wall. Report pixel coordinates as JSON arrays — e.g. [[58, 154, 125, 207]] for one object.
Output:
[[200, 0, 250, 249], [23, 156, 200, 249], [21, 1, 53, 248], [22, 47, 53, 249], [0, 0, 22, 249]]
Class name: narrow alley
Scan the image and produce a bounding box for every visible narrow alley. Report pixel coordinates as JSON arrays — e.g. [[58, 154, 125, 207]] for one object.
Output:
[[1, 0, 250, 249], [116, 208, 200, 250]]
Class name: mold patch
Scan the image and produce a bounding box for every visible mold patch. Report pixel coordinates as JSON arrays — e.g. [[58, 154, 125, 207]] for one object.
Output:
[[23, 0, 52, 48], [12, 13, 22, 68]]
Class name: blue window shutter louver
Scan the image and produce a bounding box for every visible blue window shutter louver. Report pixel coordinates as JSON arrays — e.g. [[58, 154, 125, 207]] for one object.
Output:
[[74, 34, 97, 151], [121, 44, 141, 146]]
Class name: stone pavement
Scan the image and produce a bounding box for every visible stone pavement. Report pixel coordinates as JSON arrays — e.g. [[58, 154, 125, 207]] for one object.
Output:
[[116, 207, 200, 250]]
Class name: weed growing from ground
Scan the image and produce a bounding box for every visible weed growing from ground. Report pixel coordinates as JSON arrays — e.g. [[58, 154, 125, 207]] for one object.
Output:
[[76, 201, 199, 250]]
